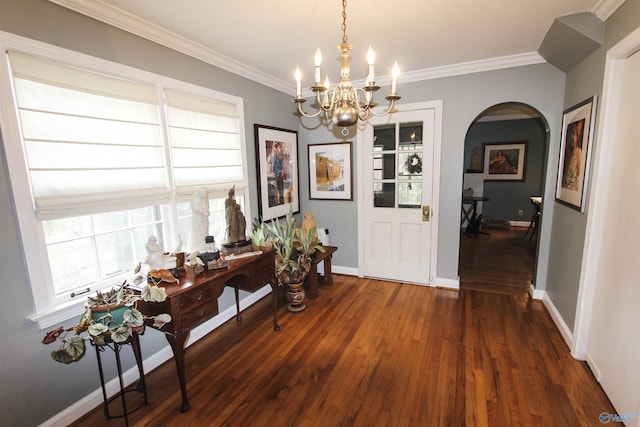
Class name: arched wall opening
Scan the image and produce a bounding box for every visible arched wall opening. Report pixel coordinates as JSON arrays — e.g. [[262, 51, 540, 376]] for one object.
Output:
[[459, 102, 551, 292]]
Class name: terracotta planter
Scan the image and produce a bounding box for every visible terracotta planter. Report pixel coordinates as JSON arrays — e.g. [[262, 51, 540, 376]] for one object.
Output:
[[286, 282, 306, 312]]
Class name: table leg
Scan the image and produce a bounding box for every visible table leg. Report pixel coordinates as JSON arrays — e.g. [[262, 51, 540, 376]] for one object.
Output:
[[324, 255, 334, 286], [271, 282, 280, 331], [131, 333, 148, 402], [165, 331, 191, 412], [307, 261, 319, 299], [234, 286, 242, 322]]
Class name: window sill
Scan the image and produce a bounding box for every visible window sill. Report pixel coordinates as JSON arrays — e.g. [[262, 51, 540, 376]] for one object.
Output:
[[28, 299, 86, 330]]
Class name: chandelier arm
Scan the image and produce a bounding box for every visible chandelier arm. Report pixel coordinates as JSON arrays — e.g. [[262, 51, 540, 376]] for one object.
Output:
[[296, 101, 325, 119], [365, 98, 399, 118], [352, 88, 370, 122], [328, 88, 339, 111]]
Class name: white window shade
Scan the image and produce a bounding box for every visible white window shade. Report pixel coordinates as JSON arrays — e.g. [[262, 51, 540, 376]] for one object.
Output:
[[8, 51, 169, 219], [164, 89, 245, 197]]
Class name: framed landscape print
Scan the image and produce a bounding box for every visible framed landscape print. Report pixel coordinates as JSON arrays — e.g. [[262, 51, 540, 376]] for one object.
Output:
[[308, 142, 353, 200], [483, 142, 528, 181], [555, 96, 597, 212], [254, 124, 300, 221]]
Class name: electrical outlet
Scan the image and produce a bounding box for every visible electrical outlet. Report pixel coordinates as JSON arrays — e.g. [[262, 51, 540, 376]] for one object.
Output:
[[517, 209, 524, 217]]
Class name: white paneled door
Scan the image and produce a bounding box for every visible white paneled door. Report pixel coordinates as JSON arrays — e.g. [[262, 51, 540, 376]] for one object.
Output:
[[358, 105, 439, 284]]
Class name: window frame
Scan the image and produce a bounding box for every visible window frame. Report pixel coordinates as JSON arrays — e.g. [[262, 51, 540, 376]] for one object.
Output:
[[0, 31, 251, 328]]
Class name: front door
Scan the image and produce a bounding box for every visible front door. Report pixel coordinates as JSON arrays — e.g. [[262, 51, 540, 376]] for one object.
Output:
[[358, 104, 440, 284]]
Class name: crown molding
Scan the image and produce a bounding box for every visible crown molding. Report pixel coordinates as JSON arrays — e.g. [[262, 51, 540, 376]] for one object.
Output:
[[49, 0, 550, 96], [592, 0, 627, 21], [47, 0, 293, 93], [399, 52, 546, 84]]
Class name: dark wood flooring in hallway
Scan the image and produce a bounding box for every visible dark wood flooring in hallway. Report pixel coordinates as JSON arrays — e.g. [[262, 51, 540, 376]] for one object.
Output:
[[459, 226, 536, 295]]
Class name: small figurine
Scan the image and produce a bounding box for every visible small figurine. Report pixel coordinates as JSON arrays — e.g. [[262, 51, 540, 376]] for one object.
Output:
[[468, 147, 482, 172], [300, 212, 318, 242], [225, 186, 247, 243], [188, 187, 210, 252], [145, 236, 164, 269]]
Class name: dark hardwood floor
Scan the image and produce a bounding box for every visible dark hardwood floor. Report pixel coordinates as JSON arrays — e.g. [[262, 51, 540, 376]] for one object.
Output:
[[73, 250, 619, 426], [459, 227, 535, 295]]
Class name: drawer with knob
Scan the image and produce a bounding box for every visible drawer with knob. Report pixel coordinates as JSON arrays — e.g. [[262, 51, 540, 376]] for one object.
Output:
[[181, 301, 219, 329], [179, 285, 216, 312]]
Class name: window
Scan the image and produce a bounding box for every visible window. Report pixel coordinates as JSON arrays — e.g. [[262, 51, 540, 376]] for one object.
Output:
[[0, 38, 249, 327]]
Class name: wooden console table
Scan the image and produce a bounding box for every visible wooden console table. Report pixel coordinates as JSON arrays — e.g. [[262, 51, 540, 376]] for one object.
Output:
[[307, 245, 337, 298], [138, 249, 279, 412]]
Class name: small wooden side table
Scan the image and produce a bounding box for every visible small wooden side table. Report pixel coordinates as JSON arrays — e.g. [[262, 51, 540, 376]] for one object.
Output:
[[307, 245, 338, 298]]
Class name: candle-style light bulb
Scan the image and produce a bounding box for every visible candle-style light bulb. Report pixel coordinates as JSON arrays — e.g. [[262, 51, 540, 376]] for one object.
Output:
[[295, 67, 302, 98], [314, 48, 322, 84], [366, 46, 375, 85], [391, 62, 399, 95]]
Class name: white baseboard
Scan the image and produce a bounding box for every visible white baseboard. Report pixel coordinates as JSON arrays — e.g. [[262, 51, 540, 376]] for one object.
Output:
[[434, 276, 460, 289], [529, 284, 545, 300], [585, 353, 602, 382], [40, 286, 273, 427], [541, 291, 573, 349], [332, 265, 358, 276], [342, 265, 459, 290]]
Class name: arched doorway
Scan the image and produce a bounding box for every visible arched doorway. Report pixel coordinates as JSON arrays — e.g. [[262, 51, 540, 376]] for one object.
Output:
[[458, 102, 549, 294]]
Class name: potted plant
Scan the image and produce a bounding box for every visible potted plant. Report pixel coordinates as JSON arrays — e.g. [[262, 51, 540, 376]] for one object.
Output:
[[42, 277, 172, 364], [252, 208, 324, 312]]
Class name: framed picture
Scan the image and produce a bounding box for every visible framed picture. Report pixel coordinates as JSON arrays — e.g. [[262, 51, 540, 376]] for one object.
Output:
[[308, 142, 353, 200], [254, 124, 300, 221], [483, 142, 528, 181], [555, 96, 597, 212]]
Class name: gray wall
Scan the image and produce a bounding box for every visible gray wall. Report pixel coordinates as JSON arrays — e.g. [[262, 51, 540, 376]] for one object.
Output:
[[298, 64, 566, 285], [465, 118, 547, 222], [0, 0, 296, 425], [546, 0, 640, 332]]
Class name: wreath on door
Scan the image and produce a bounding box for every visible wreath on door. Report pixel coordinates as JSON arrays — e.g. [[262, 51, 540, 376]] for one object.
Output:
[[405, 153, 422, 175]]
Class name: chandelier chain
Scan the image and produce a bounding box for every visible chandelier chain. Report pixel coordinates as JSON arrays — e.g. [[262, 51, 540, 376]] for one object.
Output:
[[341, 0, 348, 44]]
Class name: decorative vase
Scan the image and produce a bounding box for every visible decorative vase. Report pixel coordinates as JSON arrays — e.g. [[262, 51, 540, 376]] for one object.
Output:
[[286, 282, 306, 312], [91, 303, 128, 328]]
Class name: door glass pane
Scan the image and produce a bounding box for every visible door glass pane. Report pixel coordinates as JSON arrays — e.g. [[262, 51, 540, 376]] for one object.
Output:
[[398, 122, 423, 151], [373, 182, 395, 207], [373, 153, 396, 180], [374, 125, 395, 151], [398, 152, 423, 178], [398, 121, 423, 208], [398, 182, 422, 208]]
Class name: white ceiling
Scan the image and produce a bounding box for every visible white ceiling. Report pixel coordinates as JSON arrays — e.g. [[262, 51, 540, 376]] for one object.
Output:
[[50, 0, 622, 96]]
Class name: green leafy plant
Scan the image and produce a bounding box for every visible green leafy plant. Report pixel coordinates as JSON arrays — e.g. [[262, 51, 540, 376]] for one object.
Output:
[[250, 217, 269, 247], [42, 280, 171, 364], [254, 207, 324, 285]]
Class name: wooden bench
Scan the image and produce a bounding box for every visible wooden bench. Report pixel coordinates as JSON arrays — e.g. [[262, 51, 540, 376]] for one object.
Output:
[[307, 245, 337, 298]]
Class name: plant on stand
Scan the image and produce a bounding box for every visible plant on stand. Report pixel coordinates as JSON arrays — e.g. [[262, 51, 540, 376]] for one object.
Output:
[[253, 208, 324, 312], [42, 279, 171, 364]]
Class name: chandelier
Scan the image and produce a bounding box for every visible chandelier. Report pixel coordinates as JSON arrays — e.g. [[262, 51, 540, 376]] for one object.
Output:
[[293, 0, 401, 136]]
